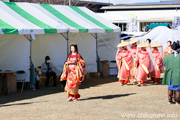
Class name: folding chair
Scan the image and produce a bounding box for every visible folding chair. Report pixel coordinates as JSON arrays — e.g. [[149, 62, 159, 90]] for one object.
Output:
[[109, 60, 118, 76], [15, 70, 26, 93]]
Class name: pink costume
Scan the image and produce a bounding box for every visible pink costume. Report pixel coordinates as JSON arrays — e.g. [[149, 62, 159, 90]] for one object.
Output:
[[116, 50, 133, 83], [151, 50, 163, 82], [130, 46, 137, 79], [136, 50, 151, 84]]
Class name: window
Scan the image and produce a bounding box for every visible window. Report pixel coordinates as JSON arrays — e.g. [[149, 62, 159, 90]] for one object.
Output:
[[113, 23, 127, 31], [140, 22, 172, 32]]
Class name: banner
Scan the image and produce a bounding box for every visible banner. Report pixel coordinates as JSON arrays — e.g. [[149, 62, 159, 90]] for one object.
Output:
[[172, 16, 180, 30], [128, 14, 137, 32]]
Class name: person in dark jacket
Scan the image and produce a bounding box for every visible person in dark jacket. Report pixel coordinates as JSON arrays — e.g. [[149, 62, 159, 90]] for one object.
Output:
[[41, 56, 57, 87]]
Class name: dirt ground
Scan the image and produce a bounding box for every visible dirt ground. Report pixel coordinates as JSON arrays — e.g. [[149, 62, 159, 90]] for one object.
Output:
[[0, 76, 179, 120]]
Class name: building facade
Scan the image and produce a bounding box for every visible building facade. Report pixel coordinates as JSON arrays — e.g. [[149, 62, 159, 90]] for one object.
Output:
[[97, 1, 180, 32]]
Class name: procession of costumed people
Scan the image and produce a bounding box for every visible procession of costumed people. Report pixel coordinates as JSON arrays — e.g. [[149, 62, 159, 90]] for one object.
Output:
[[59, 39, 179, 105], [116, 39, 156, 87], [115, 38, 180, 105]]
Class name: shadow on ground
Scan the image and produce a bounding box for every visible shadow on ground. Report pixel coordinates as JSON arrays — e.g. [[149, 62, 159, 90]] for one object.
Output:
[[0, 76, 118, 105], [0, 101, 49, 107], [80, 93, 136, 101], [80, 76, 118, 89], [0, 86, 62, 105]]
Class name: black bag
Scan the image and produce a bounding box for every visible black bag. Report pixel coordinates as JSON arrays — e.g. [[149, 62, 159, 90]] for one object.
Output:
[[171, 40, 180, 51], [171, 41, 178, 50]]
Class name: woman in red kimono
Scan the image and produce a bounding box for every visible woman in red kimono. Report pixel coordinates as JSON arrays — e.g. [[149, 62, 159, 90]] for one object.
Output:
[[136, 41, 151, 86], [163, 41, 172, 58], [116, 40, 133, 86], [129, 38, 139, 83], [60, 44, 86, 101], [151, 42, 164, 84]]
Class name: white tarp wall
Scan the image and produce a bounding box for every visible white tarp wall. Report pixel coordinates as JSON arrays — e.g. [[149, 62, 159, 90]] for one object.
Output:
[[136, 26, 180, 50], [0, 35, 30, 70], [68, 32, 120, 73], [69, 33, 97, 73], [98, 32, 120, 61], [0, 32, 120, 76], [32, 34, 67, 76], [0, 33, 99, 81], [0, 34, 30, 81], [0, 34, 68, 81]]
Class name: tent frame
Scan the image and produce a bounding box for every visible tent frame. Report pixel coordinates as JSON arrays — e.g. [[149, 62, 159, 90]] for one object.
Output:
[[24, 34, 33, 86], [61, 32, 69, 56], [90, 33, 98, 60], [90, 33, 101, 75], [23, 31, 106, 81], [24, 34, 32, 65]]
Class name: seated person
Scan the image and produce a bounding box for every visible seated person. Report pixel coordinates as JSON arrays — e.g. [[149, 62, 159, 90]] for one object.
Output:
[[41, 56, 57, 87]]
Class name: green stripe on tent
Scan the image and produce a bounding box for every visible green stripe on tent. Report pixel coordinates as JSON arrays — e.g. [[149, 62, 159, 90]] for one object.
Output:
[[0, 19, 19, 34], [3, 2, 57, 34], [40, 4, 88, 33], [70, 6, 114, 33]]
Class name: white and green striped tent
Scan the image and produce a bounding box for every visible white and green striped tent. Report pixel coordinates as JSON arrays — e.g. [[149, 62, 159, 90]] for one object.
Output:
[[0, 1, 120, 81], [0, 1, 119, 34]]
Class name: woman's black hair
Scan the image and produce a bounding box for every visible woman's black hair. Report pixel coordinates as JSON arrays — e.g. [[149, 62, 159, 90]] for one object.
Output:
[[167, 41, 172, 45], [70, 43, 78, 54], [65, 44, 83, 63], [146, 38, 151, 43]]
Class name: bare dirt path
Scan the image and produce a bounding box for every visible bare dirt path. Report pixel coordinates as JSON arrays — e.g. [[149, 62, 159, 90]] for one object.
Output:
[[0, 77, 179, 120]]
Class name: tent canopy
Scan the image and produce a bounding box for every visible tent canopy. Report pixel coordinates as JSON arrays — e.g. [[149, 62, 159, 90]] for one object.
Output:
[[136, 26, 180, 50], [0, 1, 120, 35], [0, 1, 121, 82]]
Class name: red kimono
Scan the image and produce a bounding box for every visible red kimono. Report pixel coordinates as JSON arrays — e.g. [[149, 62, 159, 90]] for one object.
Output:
[[136, 50, 151, 84], [116, 50, 133, 84], [61, 54, 86, 99], [151, 50, 163, 82]]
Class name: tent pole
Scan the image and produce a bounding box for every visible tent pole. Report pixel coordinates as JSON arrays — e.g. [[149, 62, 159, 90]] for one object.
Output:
[[95, 33, 101, 78], [24, 35, 32, 65], [90, 33, 98, 59], [24, 34, 34, 88], [90, 33, 101, 78], [95, 33, 98, 61], [30, 36, 32, 65], [61, 32, 69, 56], [28, 35, 35, 89], [67, 32, 69, 56], [119, 31, 121, 43], [69, 0, 71, 6]]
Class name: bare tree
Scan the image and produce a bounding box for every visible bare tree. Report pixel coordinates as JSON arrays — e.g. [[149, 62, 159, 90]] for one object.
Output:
[[10, 0, 108, 12]]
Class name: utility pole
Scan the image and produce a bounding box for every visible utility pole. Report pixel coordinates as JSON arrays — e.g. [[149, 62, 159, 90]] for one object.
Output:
[[69, 0, 71, 6]]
